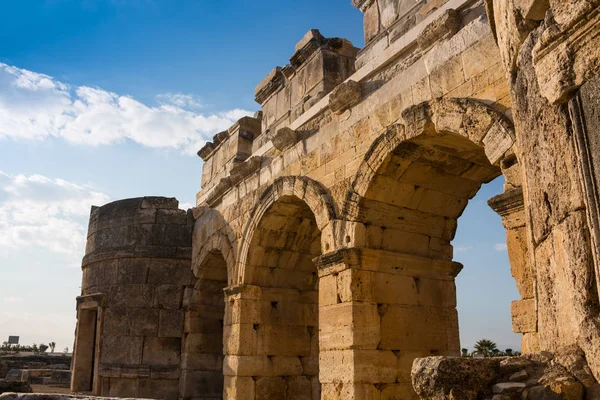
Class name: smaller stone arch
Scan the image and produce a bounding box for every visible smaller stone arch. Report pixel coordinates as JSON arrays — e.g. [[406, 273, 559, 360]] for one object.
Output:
[[194, 231, 235, 283], [192, 206, 237, 285], [235, 175, 337, 285]]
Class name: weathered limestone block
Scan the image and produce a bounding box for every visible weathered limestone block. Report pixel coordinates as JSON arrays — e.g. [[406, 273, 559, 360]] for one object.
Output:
[[179, 370, 223, 399], [158, 310, 183, 338], [142, 337, 181, 366], [523, 332, 541, 354], [319, 302, 380, 350], [101, 336, 143, 365], [418, 9, 461, 50], [138, 378, 179, 400], [223, 376, 255, 400], [511, 299, 537, 333], [230, 156, 262, 184], [329, 80, 362, 115], [506, 227, 534, 299], [272, 127, 298, 151], [515, 0, 550, 20], [412, 357, 499, 399]]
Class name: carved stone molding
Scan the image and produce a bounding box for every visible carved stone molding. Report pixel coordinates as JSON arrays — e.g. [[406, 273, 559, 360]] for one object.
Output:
[[533, 5, 600, 103], [197, 142, 215, 161], [205, 177, 233, 207], [569, 76, 600, 301], [230, 156, 263, 184], [351, 0, 375, 13], [488, 187, 525, 218], [328, 80, 362, 114], [255, 67, 285, 105], [417, 9, 461, 50]]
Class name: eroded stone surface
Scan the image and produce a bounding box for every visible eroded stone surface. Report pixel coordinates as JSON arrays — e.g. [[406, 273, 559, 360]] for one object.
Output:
[[413, 349, 598, 400]]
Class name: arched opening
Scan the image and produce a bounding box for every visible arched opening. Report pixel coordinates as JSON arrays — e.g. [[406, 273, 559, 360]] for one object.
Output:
[[180, 251, 228, 400], [224, 194, 321, 400], [341, 99, 523, 397], [453, 177, 523, 356]]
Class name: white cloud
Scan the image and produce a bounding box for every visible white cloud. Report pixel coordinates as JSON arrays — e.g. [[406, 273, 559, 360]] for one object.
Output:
[[494, 243, 508, 251], [0, 63, 253, 154], [0, 170, 110, 257]]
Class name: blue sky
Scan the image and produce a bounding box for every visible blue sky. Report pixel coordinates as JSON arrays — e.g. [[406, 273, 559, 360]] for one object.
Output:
[[0, 0, 520, 353]]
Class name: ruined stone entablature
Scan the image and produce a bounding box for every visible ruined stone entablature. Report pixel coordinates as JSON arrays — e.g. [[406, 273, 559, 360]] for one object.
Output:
[[71, 0, 600, 399]]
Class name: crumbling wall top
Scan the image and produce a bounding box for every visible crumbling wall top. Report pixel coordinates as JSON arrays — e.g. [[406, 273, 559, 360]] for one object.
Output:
[[253, 29, 359, 139]]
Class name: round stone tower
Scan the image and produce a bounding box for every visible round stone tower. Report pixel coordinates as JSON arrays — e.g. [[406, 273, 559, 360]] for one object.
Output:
[[71, 197, 194, 400]]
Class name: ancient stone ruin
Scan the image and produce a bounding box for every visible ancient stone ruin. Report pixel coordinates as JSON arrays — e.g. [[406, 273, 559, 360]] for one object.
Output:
[[66, 0, 600, 399]]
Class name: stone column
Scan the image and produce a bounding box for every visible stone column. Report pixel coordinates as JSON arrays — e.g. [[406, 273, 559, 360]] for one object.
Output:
[[222, 284, 261, 400], [315, 248, 461, 399], [222, 283, 319, 400]]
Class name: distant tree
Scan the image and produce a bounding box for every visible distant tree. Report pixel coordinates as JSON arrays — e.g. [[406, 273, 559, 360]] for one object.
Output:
[[31, 343, 38, 353], [39, 343, 48, 353], [49, 342, 56, 353], [505, 348, 513, 356], [461, 348, 469, 357], [474, 339, 498, 357], [63, 347, 69, 355]]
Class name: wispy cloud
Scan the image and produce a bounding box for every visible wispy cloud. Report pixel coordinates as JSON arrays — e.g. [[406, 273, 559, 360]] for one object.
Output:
[[455, 245, 473, 253], [494, 243, 508, 251], [156, 93, 204, 110], [0, 170, 110, 257], [3, 296, 24, 304], [0, 63, 252, 154]]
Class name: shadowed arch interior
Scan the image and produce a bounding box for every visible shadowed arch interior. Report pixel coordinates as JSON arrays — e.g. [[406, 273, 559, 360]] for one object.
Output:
[[180, 251, 228, 400], [247, 195, 322, 290], [361, 131, 502, 258], [241, 195, 321, 399]]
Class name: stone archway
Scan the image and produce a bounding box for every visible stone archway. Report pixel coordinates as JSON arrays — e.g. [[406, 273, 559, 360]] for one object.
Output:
[[316, 98, 529, 398], [181, 230, 233, 400], [223, 176, 336, 400]]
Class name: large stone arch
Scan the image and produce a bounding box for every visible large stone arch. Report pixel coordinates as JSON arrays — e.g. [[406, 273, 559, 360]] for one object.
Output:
[[236, 175, 337, 285], [346, 98, 515, 215], [223, 175, 336, 400], [316, 98, 529, 398]]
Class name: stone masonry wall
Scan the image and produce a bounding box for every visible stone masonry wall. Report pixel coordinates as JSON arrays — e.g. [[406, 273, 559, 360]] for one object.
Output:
[[72, 197, 194, 400], [486, 0, 600, 380]]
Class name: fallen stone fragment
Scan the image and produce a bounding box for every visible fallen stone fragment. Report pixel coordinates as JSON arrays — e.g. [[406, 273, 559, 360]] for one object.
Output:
[[412, 356, 499, 399], [492, 382, 527, 394], [509, 370, 529, 381]]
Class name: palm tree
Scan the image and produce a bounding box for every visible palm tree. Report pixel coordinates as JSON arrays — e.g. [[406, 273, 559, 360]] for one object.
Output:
[[474, 339, 498, 357], [49, 342, 56, 353]]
